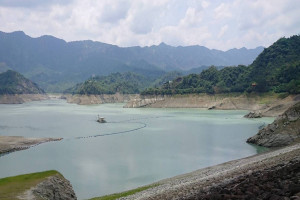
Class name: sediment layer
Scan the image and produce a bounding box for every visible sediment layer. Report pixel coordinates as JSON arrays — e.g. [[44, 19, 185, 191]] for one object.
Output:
[[61, 93, 138, 105], [125, 94, 300, 117], [0, 94, 49, 104]]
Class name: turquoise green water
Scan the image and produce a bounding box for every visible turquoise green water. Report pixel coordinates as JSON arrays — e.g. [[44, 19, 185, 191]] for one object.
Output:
[[0, 99, 273, 199]]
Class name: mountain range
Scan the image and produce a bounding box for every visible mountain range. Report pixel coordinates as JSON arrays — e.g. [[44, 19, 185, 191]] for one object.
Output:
[[0, 31, 264, 92]]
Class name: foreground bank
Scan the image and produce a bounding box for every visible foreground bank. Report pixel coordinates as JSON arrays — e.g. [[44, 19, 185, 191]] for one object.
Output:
[[92, 143, 300, 200]]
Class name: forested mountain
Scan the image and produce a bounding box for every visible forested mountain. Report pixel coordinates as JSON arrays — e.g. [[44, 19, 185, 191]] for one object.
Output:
[[0, 70, 45, 94], [65, 71, 184, 95], [0, 31, 263, 92], [142, 35, 300, 95]]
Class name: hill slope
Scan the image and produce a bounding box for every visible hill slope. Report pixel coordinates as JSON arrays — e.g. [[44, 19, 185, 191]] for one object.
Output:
[[65, 72, 151, 95], [0, 31, 263, 92], [141, 35, 300, 95], [0, 70, 45, 94]]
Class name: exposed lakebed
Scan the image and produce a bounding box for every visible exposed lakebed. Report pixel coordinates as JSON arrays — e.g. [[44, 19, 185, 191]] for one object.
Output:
[[0, 99, 274, 199]]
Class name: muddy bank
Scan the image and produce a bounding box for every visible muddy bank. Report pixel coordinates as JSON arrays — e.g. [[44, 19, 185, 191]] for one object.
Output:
[[0, 94, 49, 104], [0, 136, 62, 155], [120, 143, 300, 200], [125, 94, 300, 117], [61, 93, 138, 105]]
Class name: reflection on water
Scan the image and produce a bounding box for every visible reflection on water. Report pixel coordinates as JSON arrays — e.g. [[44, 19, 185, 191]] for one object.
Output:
[[0, 100, 274, 199]]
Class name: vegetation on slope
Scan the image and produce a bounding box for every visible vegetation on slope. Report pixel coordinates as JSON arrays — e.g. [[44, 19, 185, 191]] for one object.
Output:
[[141, 35, 300, 95], [0, 70, 45, 94], [0, 170, 60, 200], [65, 72, 151, 94], [65, 71, 183, 95]]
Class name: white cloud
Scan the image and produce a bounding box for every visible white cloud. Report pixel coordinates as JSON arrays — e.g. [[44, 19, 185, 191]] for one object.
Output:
[[201, 1, 210, 9], [214, 3, 232, 20], [0, 0, 299, 50], [218, 25, 228, 38]]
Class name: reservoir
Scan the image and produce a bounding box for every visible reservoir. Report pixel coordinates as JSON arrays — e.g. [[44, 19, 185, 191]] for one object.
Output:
[[0, 99, 273, 199]]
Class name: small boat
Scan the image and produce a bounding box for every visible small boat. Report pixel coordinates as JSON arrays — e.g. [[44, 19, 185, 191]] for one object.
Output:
[[97, 116, 106, 123]]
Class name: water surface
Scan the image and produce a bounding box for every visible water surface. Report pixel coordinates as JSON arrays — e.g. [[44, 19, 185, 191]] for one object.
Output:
[[0, 100, 273, 199]]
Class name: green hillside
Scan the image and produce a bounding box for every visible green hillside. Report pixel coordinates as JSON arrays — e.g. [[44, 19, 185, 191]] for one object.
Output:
[[141, 35, 300, 95], [65, 72, 151, 95], [0, 70, 45, 94], [65, 71, 184, 95]]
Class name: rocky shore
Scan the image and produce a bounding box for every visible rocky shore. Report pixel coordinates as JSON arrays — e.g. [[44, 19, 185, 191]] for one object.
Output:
[[0, 94, 49, 104], [120, 144, 300, 200], [0, 136, 62, 155], [124, 94, 300, 117], [247, 102, 300, 147]]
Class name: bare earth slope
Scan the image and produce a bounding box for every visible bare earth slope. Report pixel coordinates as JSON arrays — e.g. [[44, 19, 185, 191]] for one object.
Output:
[[61, 94, 138, 105], [125, 94, 300, 117]]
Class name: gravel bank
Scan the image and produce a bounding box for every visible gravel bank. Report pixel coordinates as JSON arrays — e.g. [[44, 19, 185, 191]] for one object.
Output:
[[120, 143, 300, 200], [0, 136, 62, 155]]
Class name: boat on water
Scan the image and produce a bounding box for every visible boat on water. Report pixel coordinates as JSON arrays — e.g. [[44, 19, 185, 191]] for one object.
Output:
[[97, 115, 106, 123]]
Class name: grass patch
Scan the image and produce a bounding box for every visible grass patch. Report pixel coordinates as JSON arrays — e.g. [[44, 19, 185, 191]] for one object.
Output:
[[90, 184, 159, 200], [0, 170, 60, 200]]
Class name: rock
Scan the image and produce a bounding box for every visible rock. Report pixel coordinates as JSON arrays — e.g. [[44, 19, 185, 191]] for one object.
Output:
[[244, 111, 262, 118], [208, 106, 216, 110], [247, 102, 300, 147], [32, 174, 77, 200]]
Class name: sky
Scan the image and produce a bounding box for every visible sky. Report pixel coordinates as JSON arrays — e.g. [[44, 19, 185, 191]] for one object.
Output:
[[0, 0, 299, 50]]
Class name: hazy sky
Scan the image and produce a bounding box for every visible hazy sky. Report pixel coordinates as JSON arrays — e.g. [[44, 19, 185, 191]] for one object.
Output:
[[0, 0, 299, 50]]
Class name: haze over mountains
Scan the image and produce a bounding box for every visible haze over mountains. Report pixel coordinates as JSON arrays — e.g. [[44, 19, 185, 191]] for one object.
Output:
[[0, 31, 264, 92]]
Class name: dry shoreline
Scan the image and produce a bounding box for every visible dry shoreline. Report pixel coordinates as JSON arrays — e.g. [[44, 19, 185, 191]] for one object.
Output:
[[0, 94, 49, 104], [61, 93, 138, 105], [120, 143, 300, 200], [0, 136, 62, 155], [125, 93, 300, 117]]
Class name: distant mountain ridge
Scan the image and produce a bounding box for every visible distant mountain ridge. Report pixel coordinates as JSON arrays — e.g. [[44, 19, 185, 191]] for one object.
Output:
[[0, 31, 264, 92], [0, 70, 45, 94]]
